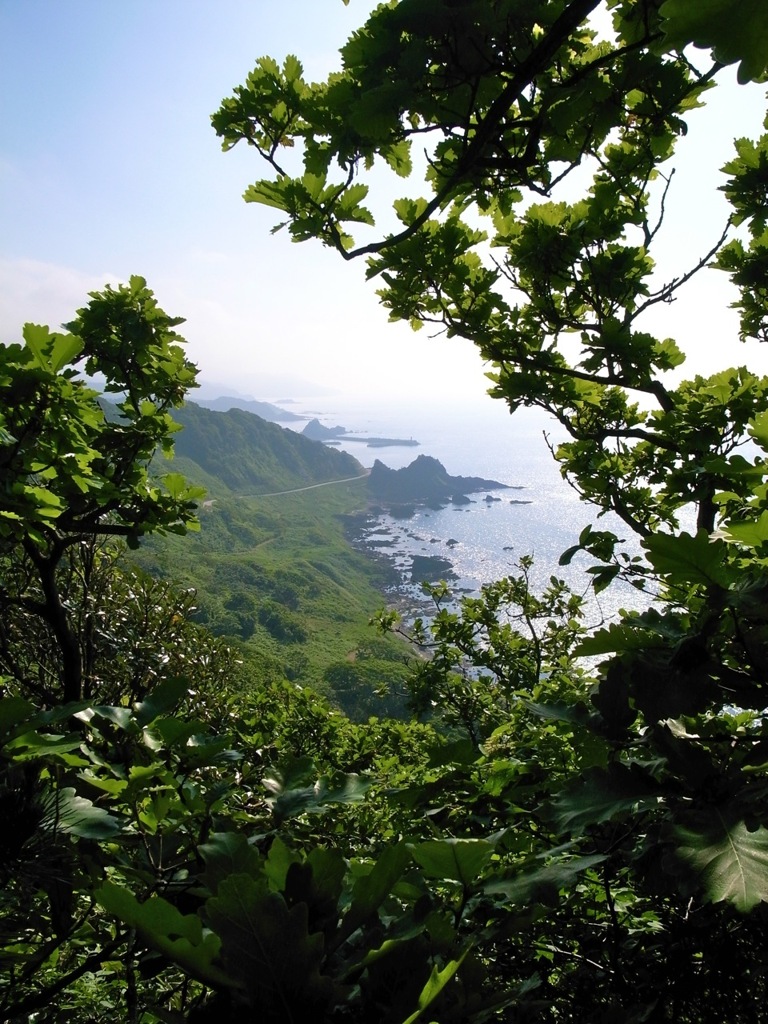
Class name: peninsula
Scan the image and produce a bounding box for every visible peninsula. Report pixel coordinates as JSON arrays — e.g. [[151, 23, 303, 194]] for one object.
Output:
[[303, 418, 419, 448]]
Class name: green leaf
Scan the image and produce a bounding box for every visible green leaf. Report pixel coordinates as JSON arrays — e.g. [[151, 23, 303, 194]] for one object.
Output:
[[303, 847, 346, 910], [643, 530, 731, 587], [383, 139, 412, 177], [199, 831, 263, 894], [748, 409, 768, 448], [402, 951, 468, 1024], [206, 874, 334, 1013], [6, 730, 84, 759], [392, 197, 430, 226], [96, 883, 234, 988], [340, 843, 412, 943], [525, 700, 591, 728], [726, 510, 768, 550], [22, 323, 54, 369], [558, 544, 581, 566], [675, 809, 768, 911], [134, 677, 189, 726], [283, 53, 304, 83], [77, 705, 134, 731], [263, 835, 302, 892], [336, 183, 374, 225], [49, 331, 83, 372], [549, 764, 661, 832], [143, 715, 199, 750], [410, 838, 494, 885], [482, 854, 606, 905], [587, 563, 620, 594], [660, 0, 768, 83], [426, 737, 479, 767], [0, 696, 36, 738], [50, 787, 122, 839], [576, 607, 683, 657], [264, 756, 371, 822], [243, 177, 294, 212], [162, 472, 205, 501]]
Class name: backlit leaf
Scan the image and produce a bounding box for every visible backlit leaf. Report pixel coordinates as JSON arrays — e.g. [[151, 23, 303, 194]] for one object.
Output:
[[660, 0, 768, 83], [50, 787, 122, 839], [402, 951, 468, 1024], [644, 530, 731, 587], [96, 883, 233, 988], [549, 764, 661, 832], [675, 809, 768, 911]]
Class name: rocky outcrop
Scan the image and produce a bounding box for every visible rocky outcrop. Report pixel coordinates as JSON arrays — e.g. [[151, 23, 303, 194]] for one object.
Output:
[[303, 418, 347, 440], [367, 455, 508, 505]]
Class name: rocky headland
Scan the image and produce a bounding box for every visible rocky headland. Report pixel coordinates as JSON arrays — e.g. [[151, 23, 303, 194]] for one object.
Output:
[[367, 454, 509, 507], [303, 418, 419, 448]]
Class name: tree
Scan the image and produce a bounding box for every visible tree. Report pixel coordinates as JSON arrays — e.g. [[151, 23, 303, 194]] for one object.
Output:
[[3, 4, 768, 1018], [211, 2, 768, 1018], [0, 281, 239, 1020], [0, 282, 482, 1023], [212, 0, 768, 541], [0, 276, 204, 703]]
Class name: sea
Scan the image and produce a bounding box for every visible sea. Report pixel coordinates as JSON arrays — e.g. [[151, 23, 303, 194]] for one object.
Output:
[[282, 393, 652, 632]]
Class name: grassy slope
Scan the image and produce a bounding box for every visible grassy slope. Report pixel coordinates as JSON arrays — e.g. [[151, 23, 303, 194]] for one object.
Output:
[[134, 404, 410, 717]]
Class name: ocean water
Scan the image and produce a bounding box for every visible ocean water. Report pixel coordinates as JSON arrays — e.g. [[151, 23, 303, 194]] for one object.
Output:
[[284, 394, 650, 628]]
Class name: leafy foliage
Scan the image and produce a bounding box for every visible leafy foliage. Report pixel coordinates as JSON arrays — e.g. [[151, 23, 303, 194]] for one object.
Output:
[[208, 1, 768, 1020], [0, 278, 203, 703], [659, 0, 768, 83], [4, 1, 768, 1020], [213, 0, 768, 544]]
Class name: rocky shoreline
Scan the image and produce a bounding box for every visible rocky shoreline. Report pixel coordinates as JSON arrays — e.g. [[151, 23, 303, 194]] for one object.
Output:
[[342, 511, 451, 621], [342, 453, 531, 623]]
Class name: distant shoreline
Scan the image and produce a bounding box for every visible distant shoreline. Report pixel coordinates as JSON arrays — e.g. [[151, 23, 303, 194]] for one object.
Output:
[[303, 417, 419, 449], [327, 436, 419, 448]]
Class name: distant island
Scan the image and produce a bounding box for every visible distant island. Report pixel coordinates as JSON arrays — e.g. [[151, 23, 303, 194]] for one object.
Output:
[[303, 418, 419, 448], [367, 454, 510, 506]]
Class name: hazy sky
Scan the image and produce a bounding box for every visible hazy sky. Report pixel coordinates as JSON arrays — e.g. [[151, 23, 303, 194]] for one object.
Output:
[[1, 1, 766, 402]]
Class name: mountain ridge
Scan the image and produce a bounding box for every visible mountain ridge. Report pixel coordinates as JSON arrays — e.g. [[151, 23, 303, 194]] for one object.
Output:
[[194, 396, 304, 422], [168, 402, 364, 494]]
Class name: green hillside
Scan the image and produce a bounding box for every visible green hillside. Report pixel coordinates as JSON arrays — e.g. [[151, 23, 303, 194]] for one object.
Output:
[[170, 401, 364, 493], [136, 403, 410, 716]]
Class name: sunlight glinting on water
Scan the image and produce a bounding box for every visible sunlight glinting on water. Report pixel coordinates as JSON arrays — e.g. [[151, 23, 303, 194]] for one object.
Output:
[[288, 395, 650, 627]]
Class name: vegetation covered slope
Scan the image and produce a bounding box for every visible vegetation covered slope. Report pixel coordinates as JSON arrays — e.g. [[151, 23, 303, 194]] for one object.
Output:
[[139, 401, 409, 715], [170, 401, 364, 494]]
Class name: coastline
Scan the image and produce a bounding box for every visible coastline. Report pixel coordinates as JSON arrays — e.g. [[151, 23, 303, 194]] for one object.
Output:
[[342, 510, 460, 624]]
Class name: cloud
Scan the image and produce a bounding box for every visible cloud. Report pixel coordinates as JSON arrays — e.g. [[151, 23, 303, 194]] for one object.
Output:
[[0, 258, 120, 338]]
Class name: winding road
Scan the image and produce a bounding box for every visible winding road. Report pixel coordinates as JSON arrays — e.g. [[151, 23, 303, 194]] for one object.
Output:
[[239, 470, 370, 499]]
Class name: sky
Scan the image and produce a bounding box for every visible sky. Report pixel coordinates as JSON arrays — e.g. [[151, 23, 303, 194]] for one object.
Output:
[[1, 1, 767, 404]]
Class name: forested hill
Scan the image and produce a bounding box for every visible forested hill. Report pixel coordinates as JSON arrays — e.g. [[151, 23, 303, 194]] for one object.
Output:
[[169, 401, 364, 494], [194, 395, 304, 421]]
